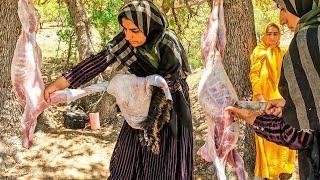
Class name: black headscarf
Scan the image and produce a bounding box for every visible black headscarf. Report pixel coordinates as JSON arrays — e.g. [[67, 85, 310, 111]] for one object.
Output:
[[118, 0, 167, 50], [274, 0, 314, 17], [109, 0, 191, 78]]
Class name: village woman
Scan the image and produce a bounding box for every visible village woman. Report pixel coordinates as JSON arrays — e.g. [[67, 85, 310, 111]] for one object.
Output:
[[249, 23, 296, 179], [44, 1, 193, 179]]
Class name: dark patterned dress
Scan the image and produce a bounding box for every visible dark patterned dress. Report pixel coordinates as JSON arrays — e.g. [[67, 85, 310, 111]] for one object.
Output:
[[62, 1, 193, 179]]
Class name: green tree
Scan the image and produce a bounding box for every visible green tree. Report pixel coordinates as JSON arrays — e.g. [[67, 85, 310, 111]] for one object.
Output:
[[86, 0, 123, 44], [253, 0, 280, 38]]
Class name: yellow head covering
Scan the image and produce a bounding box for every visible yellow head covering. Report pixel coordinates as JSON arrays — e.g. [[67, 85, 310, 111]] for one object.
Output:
[[250, 23, 286, 100]]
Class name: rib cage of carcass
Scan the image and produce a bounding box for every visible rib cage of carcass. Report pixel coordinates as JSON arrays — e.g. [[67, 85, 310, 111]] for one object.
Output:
[[197, 0, 245, 179], [11, 0, 172, 149]]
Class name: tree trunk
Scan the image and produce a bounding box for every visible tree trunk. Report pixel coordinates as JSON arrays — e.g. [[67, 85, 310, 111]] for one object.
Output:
[[224, 0, 256, 178], [0, 0, 23, 167], [64, 0, 94, 61]]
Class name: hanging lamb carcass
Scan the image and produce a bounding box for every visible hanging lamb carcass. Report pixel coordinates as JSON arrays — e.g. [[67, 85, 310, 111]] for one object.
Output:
[[11, 0, 50, 149], [197, 0, 246, 179]]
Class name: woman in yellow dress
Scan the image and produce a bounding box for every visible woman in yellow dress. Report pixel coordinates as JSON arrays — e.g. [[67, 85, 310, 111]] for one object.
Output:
[[249, 23, 296, 180]]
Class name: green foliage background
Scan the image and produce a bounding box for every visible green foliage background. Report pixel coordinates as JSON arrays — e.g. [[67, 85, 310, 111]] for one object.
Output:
[[253, 0, 280, 38], [35, 0, 280, 69], [85, 0, 123, 44]]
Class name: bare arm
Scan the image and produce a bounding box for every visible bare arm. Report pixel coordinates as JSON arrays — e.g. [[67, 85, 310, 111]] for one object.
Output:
[[44, 76, 70, 103]]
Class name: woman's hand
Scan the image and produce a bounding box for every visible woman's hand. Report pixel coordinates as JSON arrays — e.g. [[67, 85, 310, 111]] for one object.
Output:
[[265, 99, 285, 117], [225, 106, 263, 125], [44, 76, 70, 103], [44, 84, 57, 103]]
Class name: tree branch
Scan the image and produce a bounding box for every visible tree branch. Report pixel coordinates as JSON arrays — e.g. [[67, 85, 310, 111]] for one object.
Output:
[[171, 7, 182, 34], [173, 0, 207, 9]]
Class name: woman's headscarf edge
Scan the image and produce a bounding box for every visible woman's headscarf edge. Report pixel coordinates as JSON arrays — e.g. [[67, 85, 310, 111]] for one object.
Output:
[[117, 0, 167, 41], [273, 0, 316, 18]]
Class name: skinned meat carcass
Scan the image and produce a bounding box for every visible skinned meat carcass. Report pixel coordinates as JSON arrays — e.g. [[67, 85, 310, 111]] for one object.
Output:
[[107, 74, 173, 154], [10, 0, 105, 148], [11, 0, 49, 149], [200, 0, 226, 65], [11, 0, 88, 149], [107, 74, 172, 130], [197, 0, 245, 179]]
